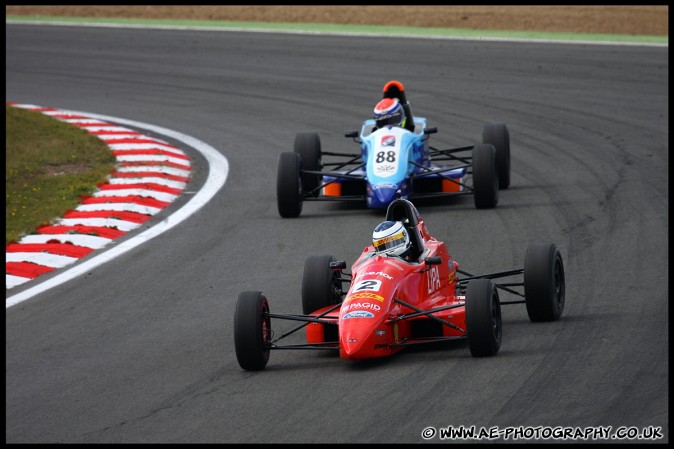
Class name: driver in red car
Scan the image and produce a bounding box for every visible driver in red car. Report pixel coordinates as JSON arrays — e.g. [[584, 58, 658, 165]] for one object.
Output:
[[372, 220, 412, 261]]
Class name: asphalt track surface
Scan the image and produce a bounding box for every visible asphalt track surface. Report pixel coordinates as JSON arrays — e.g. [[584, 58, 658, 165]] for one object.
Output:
[[6, 24, 668, 443]]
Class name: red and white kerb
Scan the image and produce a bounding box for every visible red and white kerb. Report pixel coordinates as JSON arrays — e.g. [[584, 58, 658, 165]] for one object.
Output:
[[5, 104, 192, 289]]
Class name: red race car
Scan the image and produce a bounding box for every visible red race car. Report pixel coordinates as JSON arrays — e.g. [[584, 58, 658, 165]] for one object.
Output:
[[234, 198, 565, 370]]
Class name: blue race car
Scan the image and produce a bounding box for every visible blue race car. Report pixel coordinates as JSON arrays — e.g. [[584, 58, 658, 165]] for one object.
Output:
[[277, 80, 510, 218]]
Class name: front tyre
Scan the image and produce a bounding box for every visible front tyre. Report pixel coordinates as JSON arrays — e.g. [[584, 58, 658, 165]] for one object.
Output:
[[472, 143, 498, 209], [524, 243, 565, 322], [483, 123, 511, 189], [234, 291, 271, 371], [294, 132, 322, 197], [466, 279, 502, 357], [302, 255, 343, 314], [277, 152, 303, 218]]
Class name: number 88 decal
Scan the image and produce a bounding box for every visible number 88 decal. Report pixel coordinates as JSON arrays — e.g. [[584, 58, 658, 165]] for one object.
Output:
[[376, 151, 396, 163]]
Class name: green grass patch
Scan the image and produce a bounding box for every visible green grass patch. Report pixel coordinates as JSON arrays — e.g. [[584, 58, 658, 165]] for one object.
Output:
[[5, 105, 116, 245]]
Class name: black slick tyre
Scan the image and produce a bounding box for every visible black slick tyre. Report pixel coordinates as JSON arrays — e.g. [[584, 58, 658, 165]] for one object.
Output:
[[294, 132, 322, 197], [472, 143, 498, 209], [466, 279, 502, 357], [483, 123, 511, 189], [302, 255, 342, 315], [524, 243, 565, 322], [277, 151, 303, 218], [234, 291, 271, 371]]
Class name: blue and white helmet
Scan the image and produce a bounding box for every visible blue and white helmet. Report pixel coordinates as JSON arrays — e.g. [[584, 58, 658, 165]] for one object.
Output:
[[372, 221, 411, 257], [374, 98, 405, 128]]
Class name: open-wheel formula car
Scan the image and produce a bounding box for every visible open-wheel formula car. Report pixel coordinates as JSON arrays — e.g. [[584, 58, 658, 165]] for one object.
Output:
[[235, 198, 565, 370], [276, 80, 511, 218]]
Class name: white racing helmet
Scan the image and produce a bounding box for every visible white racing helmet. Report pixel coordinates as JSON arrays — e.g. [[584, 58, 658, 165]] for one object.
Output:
[[372, 221, 411, 257]]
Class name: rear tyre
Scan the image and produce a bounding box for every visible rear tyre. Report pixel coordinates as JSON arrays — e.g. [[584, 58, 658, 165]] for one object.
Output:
[[483, 123, 510, 189], [466, 279, 502, 357], [277, 152, 303, 218], [472, 144, 498, 209], [294, 132, 322, 197], [234, 291, 271, 371], [524, 243, 565, 322], [302, 255, 343, 314]]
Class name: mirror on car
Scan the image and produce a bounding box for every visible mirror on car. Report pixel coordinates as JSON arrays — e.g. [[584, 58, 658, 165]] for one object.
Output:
[[330, 260, 347, 270]]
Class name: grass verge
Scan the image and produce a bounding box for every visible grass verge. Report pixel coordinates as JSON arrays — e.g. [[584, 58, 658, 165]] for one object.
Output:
[[5, 105, 116, 245]]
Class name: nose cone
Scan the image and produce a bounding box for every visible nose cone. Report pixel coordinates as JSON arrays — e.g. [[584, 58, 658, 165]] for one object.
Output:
[[369, 185, 400, 208], [339, 312, 379, 360], [340, 338, 369, 360], [374, 186, 397, 205]]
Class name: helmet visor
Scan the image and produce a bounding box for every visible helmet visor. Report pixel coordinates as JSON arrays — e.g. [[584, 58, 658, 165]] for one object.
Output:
[[373, 231, 406, 253], [375, 110, 403, 128]]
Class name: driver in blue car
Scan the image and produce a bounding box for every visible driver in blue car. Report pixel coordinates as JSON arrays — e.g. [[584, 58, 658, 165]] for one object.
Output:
[[375, 80, 416, 132], [372, 220, 412, 261], [374, 97, 407, 130]]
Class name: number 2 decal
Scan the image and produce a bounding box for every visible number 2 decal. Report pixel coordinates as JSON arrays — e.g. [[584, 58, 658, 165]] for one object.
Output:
[[353, 279, 382, 292]]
